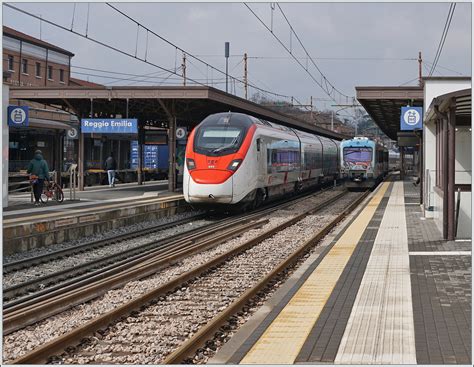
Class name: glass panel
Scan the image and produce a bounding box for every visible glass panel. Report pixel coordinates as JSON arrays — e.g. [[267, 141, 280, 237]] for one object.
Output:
[[193, 113, 252, 156], [343, 147, 372, 163]]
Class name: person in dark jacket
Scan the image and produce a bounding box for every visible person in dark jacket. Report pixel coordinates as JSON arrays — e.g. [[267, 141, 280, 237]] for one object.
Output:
[[104, 153, 117, 187], [27, 150, 49, 206]]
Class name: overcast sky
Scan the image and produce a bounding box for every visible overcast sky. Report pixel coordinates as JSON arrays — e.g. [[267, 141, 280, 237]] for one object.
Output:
[[2, 1, 472, 114]]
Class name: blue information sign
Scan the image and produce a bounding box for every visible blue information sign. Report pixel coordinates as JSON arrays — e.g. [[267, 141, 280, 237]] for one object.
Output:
[[130, 141, 168, 170], [81, 118, 138, 134], [400, 106, 423, 131], [7, 105, 29, 127]]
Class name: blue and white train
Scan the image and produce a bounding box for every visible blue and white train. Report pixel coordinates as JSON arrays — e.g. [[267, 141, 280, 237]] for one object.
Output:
[[340, 137, 388, 189]]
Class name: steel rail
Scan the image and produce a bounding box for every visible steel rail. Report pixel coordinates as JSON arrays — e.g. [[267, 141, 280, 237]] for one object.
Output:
[[3, 214, 251, 302], [9, 190, 348, 364], [4, 184, 338, 304], [3, 219, 268, 335], [3, 212, 205, 274], [163, 190, 370, 364]]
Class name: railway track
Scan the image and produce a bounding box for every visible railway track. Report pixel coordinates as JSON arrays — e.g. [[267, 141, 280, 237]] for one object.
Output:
[[3, 212, 206, 274], [5, 188, 366, 364], [3, 186, 335, 303], [3, 186, 341, 326]]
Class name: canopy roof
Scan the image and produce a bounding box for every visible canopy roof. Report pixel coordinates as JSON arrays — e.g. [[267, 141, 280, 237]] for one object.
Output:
[[355, 86, 424, 140], [9, 86, 346, 140]]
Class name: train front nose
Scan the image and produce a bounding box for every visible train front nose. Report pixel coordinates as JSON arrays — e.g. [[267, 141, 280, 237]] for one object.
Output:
[[185, 169, 234, 204]]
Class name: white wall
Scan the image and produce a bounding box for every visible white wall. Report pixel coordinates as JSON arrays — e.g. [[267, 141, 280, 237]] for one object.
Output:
[[455, 127, 471, 238], [423, 79, 471, 114], [422, 78, 471, 218], [2, 84, 9, 208], [457, 191, 471, 238]]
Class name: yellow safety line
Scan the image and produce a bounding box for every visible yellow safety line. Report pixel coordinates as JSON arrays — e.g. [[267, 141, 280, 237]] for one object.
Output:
[[3, 195, 184, 225], [240, 182, 390, 365]]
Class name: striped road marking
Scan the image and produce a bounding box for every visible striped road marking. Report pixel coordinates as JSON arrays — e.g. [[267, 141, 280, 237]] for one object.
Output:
[[240, 181, 391, 364], [335, 181, 416, 364]]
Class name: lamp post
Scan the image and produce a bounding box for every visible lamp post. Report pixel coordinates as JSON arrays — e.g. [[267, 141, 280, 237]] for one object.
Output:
[[225, 42, 230, 93]]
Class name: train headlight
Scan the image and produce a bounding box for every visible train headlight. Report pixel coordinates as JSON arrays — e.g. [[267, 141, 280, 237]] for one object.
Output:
[[186, 158, 196, 170], [227, 159, 242, 171]]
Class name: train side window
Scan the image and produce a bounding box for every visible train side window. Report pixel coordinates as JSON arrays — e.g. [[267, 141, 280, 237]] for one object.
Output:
[[256, 138, 261, 152]]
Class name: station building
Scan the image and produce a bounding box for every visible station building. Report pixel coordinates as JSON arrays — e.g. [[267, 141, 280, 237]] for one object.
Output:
[[2, 26, 170, 190], [3, 26, 77, 177]]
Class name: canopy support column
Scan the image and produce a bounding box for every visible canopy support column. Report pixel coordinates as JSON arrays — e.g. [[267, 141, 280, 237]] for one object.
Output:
[[447, 104, 456, 240], [78, 99, 93, 191], [158, 99, 177, 192]]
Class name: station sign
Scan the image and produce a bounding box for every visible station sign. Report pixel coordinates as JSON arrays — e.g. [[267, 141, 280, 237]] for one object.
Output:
[[67, 127, 79, 139], [176, 127, 187, 140], [7, 105, 29, 127], [400, 106, 423, 131], [80, 118, 138, 134]]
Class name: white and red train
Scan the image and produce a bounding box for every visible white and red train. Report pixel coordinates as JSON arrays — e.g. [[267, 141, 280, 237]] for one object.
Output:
[[183, 112, 339, 209]]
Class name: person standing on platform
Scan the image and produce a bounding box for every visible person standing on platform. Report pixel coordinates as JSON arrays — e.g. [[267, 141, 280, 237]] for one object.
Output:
[[27, 150, 49, 206], [104, 152, 117, 188]]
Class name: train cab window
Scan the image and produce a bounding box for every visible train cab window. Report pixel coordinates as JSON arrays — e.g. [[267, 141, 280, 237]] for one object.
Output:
[[343, 147, 372, 163], [193, 113, 252, 156], [256, 138, 261, 152]]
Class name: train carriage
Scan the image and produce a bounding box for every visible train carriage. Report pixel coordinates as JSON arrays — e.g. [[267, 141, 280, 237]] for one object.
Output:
[[183, 112, 340, 210], [340, 137, 388, 190]]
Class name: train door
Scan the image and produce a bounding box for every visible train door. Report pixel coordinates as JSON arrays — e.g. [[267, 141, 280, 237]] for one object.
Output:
[[256, 135, 266, 187]]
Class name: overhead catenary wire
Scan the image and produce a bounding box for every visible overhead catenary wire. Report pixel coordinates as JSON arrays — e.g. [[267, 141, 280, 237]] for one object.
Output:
[[70, 3, 76, 31], [5, 56, 235, 87], [105, 3, 316, 110], [194, 54, 419, 61], [424, 59, 464, 76], [398, 77, 421, 87], [70, 69, 230, 86], [429, 3, 456, 76], [275, 3, 351, 100], [244, 3, 357, 118], [3, 3, 298, 105], [105, 2, 296, 102]]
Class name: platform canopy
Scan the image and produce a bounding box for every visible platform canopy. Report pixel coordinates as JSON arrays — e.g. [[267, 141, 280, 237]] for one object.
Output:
[[9, 85, 346, 140], [355, 86, 424, 140], [425, 88, 471, 125]]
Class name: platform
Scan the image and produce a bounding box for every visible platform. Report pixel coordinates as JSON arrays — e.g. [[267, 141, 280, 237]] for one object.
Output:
[[212, 178, 471, 365], [2, 181, 185, 255]]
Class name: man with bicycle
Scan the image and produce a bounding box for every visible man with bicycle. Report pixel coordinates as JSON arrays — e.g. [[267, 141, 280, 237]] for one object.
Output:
[[27, 150, 49, 206]]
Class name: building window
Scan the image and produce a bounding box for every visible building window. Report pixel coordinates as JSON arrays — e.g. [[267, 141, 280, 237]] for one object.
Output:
[[35, 62, 41, 78], [7, 55, 14, 71], [22, 58, 28, 74], [48, 65, 53, 80], [59, 69, 64, 82]]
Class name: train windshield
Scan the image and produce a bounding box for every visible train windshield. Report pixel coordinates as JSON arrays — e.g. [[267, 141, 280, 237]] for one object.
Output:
[[343, 147, 373, 163], [194, 114, 252, 156]]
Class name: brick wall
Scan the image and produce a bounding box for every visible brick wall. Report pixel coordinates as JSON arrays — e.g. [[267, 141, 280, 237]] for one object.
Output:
[[3, 49, 70, 87]]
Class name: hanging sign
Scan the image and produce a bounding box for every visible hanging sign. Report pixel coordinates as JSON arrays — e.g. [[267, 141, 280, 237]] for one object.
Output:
[[400, 106, 423, 131], [176, 127, 187, 140], [81, 118, 138, 134], [7, 105, 29, 127]]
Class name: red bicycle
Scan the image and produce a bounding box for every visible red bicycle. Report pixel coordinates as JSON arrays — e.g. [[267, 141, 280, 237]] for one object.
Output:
[[41, 180, 64, 203]]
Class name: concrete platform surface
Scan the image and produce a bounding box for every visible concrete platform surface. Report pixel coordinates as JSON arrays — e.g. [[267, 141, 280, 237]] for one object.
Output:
[[2, 181, 186, 255], [4, 180, 170, 215], [212, 178, 471, 365]]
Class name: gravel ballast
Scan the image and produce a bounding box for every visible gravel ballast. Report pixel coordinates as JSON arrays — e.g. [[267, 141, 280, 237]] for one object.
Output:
[[3, 189, 351, 363]]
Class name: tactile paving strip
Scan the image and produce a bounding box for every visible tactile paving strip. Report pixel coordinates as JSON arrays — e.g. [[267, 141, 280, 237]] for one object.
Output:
[[239, 182, 390, 364], [295, 186, 392, 363]]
